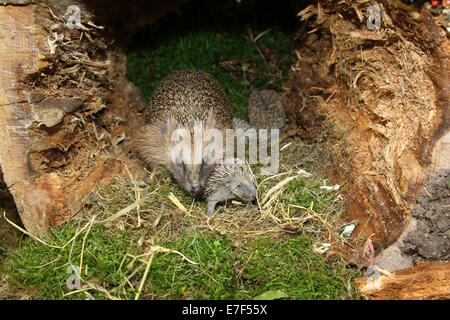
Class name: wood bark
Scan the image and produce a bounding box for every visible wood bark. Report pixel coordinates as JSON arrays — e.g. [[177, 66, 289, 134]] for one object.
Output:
[[354, 261, 450, 300], [0, 1, 179, 235], [288, 0, 450, 245]]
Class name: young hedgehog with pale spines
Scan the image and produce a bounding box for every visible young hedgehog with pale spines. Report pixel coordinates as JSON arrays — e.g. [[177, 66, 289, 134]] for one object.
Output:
[[204, 158, 257, 216], [135, 69, 233, 197], [248, 89, 286, 130], [232, 117, 253, 132]]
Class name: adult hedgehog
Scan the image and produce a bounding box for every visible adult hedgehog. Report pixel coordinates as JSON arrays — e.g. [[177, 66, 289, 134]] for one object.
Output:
[[136, 69, 233, 196]]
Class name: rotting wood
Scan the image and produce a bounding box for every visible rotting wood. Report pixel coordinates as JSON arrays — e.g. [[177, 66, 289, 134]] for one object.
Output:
[[0, 4, 54, 236], [286, 0, 450, 246], [354, 261, 450, 300], [0, 1, 151, 236]]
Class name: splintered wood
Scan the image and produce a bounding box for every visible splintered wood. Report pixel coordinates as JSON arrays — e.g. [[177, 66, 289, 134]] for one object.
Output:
[[286, 0, 449, 245], [0, 3, 147, 236], [0, 5, 60, 236], [355, 261, 450, 300]]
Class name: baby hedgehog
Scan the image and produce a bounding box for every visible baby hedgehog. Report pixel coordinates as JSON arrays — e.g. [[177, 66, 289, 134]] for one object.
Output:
[[247, 89, 286, 130], [204, 158, 257, 216], [232, 117, 253, 132]]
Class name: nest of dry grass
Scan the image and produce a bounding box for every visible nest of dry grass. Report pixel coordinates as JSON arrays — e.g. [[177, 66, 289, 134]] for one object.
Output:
[[75, 138, 348, 247]]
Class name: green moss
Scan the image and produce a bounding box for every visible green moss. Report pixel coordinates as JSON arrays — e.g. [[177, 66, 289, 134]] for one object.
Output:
[[143, 232, 357, 300], [2, 226, 358, 300], [3, 224, 134, 300], [143, 233, 236, 299], [236, 234, 355, 299]]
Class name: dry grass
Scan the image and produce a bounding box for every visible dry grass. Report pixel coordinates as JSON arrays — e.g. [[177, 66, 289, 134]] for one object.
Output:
[[74, 137, 348, 247]]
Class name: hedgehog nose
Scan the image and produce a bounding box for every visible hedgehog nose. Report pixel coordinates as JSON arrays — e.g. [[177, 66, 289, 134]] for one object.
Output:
[[250, 193, 256, 201], [191, 186, 203, 197]]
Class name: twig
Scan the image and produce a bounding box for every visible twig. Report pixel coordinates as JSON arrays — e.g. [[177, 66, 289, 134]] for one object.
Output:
[[128, 246, 198, 266], [2, 212, 89, 249], [261, 175, 298, 206], [26, 256, 61, 269], [86, 282, 121, 300], [79, 214, 97, 272], [122, 162, 142, 227], [253, 28, 273, 42], [95, 195, 149, 224], [66, 59, 110, 68], [168, 193, 187, 212], [134, 253, 154, 300]]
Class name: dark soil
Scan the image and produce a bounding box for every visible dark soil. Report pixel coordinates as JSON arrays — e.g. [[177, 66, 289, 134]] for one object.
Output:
[[0, 173, 22, 256], [400, 169, 450, 262]]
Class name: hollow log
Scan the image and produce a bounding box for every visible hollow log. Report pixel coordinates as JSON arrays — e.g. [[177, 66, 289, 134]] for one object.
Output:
[[0, 0, 448, 251]]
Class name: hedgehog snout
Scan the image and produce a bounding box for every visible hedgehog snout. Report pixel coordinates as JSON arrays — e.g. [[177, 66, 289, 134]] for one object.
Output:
[[191, 185, 203, 197]]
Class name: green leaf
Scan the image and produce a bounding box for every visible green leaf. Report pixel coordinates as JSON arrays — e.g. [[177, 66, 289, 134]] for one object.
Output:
[[253, 290, 289, 300]]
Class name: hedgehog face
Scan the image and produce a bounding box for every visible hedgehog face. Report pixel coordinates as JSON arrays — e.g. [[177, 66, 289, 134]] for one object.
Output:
[[229, 174, 257, 202], [170, 159, 202, 197], [170, 155, 217, 197]]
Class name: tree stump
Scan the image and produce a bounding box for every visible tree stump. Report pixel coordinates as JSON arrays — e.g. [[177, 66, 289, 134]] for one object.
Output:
[[0, 0, 186, 236], [288, 0, 449, 246]]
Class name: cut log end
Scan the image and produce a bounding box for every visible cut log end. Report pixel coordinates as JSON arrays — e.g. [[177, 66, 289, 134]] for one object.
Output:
[[354, 261, 450, 300]]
